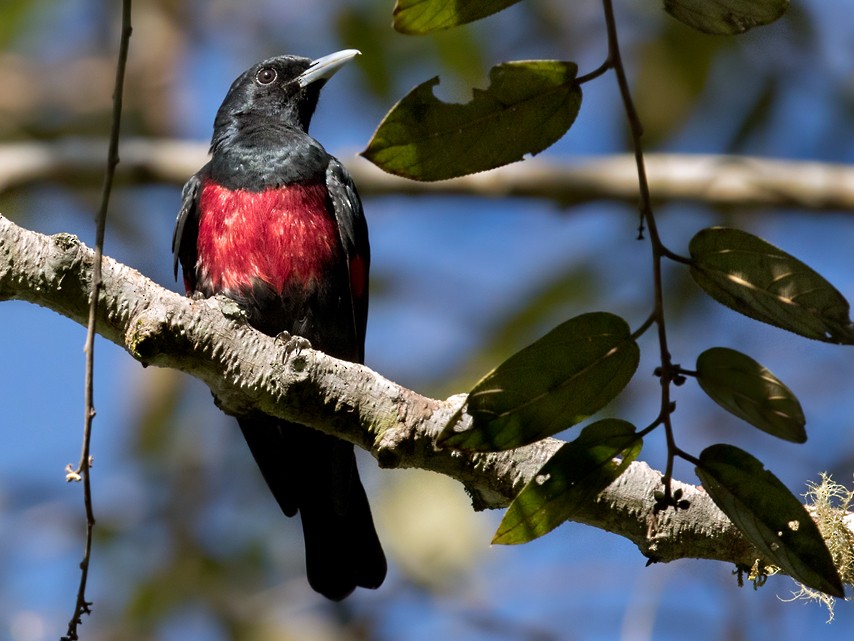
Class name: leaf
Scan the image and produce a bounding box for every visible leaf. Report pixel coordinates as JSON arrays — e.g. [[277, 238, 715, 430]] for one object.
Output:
[[393, 0, 523, 34], [361, 61, 582, 181], [493, 420, 641, 545], [439, 312, 639, 451], [689, 227, 854, 344], [663, 0, 789, 35], [696, 445, 844, 597], [696, 347, 806, 443]]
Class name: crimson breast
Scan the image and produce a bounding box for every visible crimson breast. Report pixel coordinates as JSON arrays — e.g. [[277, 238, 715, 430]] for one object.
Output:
[[195, 179, 340, 295]]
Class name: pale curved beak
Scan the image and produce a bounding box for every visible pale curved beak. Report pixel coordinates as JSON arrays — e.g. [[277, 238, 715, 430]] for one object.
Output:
[[297, 49, 361, 88]]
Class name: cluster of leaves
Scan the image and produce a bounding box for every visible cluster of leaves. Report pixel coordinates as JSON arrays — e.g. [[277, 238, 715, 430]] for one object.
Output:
[[363, 0, 845, 598]]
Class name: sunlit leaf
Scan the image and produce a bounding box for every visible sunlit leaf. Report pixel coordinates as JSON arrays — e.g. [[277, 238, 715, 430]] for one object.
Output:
[[393, 0, 522, 34], [439, 312, 639, 451], [696, 445, 844, 597], [696, 347, 806, 443], [663, 0, 789, 34], [361, 61, 582, 181], [493, 419, 641, 544], [689, 227, 854, 344]]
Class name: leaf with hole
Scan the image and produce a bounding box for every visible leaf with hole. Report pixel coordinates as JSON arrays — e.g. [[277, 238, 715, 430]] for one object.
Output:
[[439, 312, 639, 451], [493, 419, 641, 545], [696, 444, 844, 597], [361, 60, 582, 181], [696, 347, 806, 443], [393, 0, 523, 34], [689, 227, 854, 344], [663, 0, 789, 34]]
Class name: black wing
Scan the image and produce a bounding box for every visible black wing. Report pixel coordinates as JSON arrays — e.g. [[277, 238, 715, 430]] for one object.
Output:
[[325, 158, 370, 363], [172, 170, 204, 288]]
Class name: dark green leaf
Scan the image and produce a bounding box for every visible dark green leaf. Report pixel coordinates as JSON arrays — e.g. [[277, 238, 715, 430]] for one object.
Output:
[[696, 445, 844, 597], [689, 227, 854, 344], [439, 312, 639, 451], [663, 0, 789, 34], [494, 420, 641, 544], [393, 0, 522, 34], [696, 347, 806, 443], [361, 61, 582, 181]]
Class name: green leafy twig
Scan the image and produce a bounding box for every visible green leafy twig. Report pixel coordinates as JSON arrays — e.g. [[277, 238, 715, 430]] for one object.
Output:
[[601, 0, 683, 503]]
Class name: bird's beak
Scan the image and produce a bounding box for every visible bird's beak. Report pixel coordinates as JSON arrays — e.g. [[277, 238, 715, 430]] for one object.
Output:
[[297, 49, 361, 88]]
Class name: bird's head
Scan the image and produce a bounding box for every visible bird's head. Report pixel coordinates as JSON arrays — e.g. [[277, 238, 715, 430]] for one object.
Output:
[[212, 49, 360, 147]]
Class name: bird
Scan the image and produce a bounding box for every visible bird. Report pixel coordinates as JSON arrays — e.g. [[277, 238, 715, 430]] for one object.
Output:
[[172, 49, 386, 600]]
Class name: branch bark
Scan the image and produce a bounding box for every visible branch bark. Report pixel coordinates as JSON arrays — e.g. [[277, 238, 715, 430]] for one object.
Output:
[[0, 212, 829, 583], [2, 138, 854, 211]]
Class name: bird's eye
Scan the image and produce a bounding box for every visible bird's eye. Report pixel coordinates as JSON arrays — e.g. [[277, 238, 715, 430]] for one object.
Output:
[[255, 67, 277, 85]]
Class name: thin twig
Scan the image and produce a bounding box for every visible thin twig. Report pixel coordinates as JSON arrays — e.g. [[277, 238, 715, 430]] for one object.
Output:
[[601, 0, 680, 502], [62, 2, 132, 639]]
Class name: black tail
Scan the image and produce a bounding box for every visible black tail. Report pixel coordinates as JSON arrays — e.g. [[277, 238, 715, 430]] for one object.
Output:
[[237, 415, 386, 600]]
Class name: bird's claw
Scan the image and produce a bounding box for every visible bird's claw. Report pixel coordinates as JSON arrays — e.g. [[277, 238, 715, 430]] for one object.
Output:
[[275, 331, 312, 361]]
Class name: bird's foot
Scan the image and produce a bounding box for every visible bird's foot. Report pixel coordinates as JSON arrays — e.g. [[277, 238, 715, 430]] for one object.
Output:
[[275, 331, 312, 361]]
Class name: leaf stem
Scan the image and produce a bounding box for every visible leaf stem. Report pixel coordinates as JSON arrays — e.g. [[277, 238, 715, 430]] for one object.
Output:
[[631, 310, 656, 340], [577, 58, 612, 85]]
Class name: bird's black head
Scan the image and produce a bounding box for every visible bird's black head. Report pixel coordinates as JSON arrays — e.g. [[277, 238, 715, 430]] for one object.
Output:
[[210, 49, 359, 153]]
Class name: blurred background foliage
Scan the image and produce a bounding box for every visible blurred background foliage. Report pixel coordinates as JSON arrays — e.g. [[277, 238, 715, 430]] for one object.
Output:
[[1, 0, 854, 639]]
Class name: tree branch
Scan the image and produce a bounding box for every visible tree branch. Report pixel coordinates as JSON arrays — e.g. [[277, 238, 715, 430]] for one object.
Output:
[[2, 138, 854, 211], [0, 212, 839, 586]]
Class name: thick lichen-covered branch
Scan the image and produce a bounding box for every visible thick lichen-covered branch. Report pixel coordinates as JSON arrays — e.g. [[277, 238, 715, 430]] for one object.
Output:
[[0, 212, 824, 578]]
